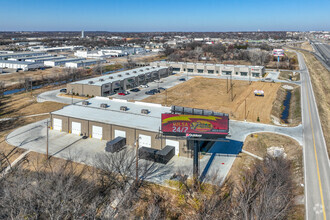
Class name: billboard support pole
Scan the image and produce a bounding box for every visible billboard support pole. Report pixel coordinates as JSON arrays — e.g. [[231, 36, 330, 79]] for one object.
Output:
[[193, 139, 199, 187]]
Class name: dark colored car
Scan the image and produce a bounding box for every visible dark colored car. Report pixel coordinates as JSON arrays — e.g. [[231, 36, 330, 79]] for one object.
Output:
[[145, 90, 156, 95], [179, 78, 186, 81], [149, 89, 160, 93], [60, 88, 67, 93], [130, 88, 141, 92], [158, 87, 166, 91]]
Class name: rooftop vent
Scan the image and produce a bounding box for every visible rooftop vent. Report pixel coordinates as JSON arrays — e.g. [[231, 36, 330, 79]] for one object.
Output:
[[133, 71, 137, 73], [99, 78, 104, 81], [125, 72, 130, 75], [88, 81, 94, 84], [118, 74, 122, 77], [141, 109, 149, 114], [146, 68, 150, 70], [140, 69, 144, 72], [109, 76, 113, 79], [100, 103, 108, 108], [82, 101, 89, 105], [120, 106, 128, 111], [152, 67, 155, 69]]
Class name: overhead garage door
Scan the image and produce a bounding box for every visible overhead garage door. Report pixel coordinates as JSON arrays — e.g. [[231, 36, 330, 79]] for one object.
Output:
[[139, 134, 151, 148], [53, 118, 62, 131], [92, 126, 103, 139], [115, 130, 126, 138], [166, 139, 180, 155], [72, 122, 81, 135]]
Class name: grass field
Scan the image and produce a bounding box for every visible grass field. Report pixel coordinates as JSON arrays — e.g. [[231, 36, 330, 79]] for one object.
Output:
[[143, 77, 281, 124]]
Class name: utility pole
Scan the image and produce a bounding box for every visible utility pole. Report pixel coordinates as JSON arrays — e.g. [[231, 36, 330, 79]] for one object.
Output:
[[135, 137, 139, 182], [226, 76, 229, 93], [30, 79, 32, 97], [71, 89, 73, 104], [245, 98, 247, 121], [44, 119, 50, 160]]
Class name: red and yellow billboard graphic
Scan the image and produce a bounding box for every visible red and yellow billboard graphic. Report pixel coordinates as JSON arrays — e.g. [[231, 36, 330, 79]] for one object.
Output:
[[161, 114, 229, 137]]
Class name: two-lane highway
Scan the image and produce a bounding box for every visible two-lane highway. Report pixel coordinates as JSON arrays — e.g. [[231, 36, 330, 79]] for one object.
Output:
[[297, 51, 330, 219]]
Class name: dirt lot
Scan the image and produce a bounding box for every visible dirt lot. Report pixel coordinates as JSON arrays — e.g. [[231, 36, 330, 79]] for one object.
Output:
[[143, 77, 281, 124], [229, 133, 304, 219], [300, 51, 330, 157]]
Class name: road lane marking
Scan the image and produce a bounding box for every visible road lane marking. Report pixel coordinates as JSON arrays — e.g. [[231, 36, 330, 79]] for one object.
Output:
[[305, 82, 327, 220]]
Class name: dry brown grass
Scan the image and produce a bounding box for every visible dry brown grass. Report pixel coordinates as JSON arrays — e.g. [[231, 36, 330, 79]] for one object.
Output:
[[279, 71, 300, 81], [0, 86, 68, 163], [229, 133, 304, 219], [58, 93, 88, 100], [143, 77, 281, 124], [301, 51, 330, 157], [300, 42, 314, 51]]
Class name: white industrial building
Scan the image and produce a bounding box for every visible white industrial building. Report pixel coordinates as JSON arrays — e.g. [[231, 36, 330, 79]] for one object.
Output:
[[8, 55, 54, 62], [151, 61, 265, 78], [74, 50, 125, 58], [44, 58, 85, 67], [0, 52, 48, 60], [30, 46, 84, 52], [0, 60, 42, 71], [25, 56, 66, 64], [65, 59, 106, 68]]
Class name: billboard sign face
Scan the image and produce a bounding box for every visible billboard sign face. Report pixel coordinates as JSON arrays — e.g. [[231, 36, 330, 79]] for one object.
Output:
[[273, 49, 284, 57], [161, 114, 229, 138]]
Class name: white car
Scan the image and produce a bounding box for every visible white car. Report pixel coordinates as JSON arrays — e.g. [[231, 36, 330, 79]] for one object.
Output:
[[140, 84, 149, 88]]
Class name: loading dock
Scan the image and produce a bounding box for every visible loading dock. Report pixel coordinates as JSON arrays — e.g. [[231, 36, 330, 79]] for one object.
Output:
[[72, 122, 81, 135], [53, 118, 62, 131], [92, 125, 103, 139]]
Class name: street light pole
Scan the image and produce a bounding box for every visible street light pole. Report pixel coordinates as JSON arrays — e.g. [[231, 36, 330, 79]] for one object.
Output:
[[135, 137, 140, 182]]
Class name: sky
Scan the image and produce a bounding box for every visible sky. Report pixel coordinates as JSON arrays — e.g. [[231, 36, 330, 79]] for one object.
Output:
[[0, 0, 329, 32]]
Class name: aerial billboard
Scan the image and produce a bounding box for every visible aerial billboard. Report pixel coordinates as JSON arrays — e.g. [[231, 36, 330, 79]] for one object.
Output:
[[273, 49, 284, 57], [161, 114, 229, 138]]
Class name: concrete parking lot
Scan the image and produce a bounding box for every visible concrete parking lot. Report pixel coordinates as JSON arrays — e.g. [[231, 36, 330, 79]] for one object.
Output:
[[6, 119, 235, 184]]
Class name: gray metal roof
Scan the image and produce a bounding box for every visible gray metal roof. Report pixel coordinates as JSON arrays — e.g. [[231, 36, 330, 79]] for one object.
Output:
[[45, 58, 85, 63], [51, 97, 171, 132], [153, 61, 264, 69], [70, 66, 167, 86], [67, 59, 106, 64], [0, 60, 36, 65], [25, 56, 66, 61]]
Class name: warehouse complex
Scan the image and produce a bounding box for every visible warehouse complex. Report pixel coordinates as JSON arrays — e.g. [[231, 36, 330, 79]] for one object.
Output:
[[0, 60, 42, 70], [0, 52, 47, 60], [151, 61, 265, 77], [50, 97, 187, 157], [65, 59, 106, 68], [44, 58, 86, 67], [67, 66, 171, 96]]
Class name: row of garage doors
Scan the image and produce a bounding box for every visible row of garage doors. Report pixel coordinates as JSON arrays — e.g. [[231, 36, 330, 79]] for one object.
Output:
[[52, 118, 179, 155]]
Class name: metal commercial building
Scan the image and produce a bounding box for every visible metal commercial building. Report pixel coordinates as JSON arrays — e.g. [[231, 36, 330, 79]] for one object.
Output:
[[7, 55, 53, 62], [50, 97, 186, 157], [151, 61, 265, 78], [0, 52, 48, 60], [67, 66, 171, 97], [0, 60, 42, 70], [44, 58, 85, 67], [65, 59, 106, 68], [25, 56, 67, 64]]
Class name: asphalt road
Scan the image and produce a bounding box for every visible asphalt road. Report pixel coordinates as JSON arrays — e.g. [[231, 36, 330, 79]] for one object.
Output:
[[310, 40, 330, 70], [296, 51, 330, 219]]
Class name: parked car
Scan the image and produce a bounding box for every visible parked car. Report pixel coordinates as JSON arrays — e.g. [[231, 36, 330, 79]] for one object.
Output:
[[60, 88, 67, 93], [140, 84, 149, 88], [130, 88, 141, 92], [179, 78, 186, 81], [145, 90, 156, 95], [158, 87, 166, 91], [150, 89, 160, 93], [118, 91, 130, 96], [154, 80, 163, 83]]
